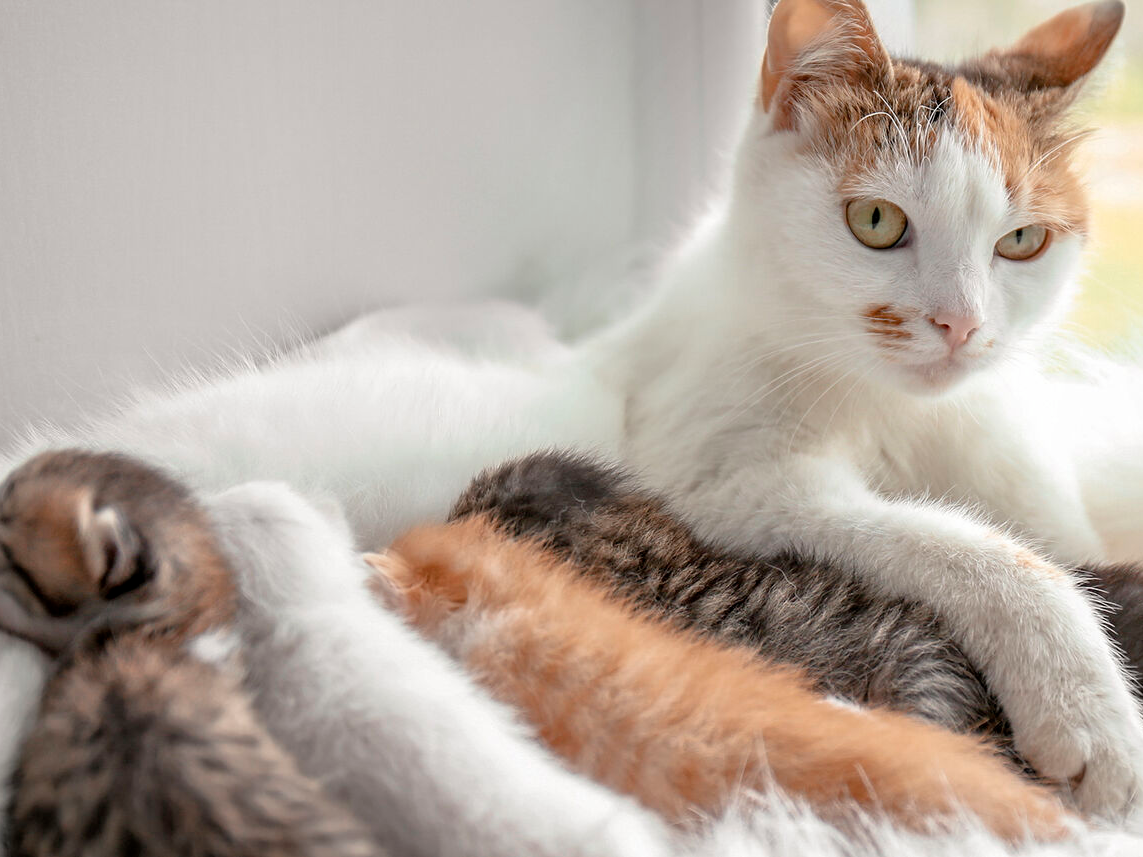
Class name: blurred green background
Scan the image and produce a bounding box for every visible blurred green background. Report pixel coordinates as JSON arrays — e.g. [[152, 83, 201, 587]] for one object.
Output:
[[916, 0, 1143, 352]]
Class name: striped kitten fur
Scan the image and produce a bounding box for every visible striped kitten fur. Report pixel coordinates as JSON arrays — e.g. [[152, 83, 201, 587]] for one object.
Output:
[[452, 451, 1143, 748], [7, 637, 383, 857]]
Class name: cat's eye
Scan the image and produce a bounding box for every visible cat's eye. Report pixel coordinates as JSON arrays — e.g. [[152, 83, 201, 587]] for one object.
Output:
[[845, 199, 908, 250], [995, 225, 1049, 261]]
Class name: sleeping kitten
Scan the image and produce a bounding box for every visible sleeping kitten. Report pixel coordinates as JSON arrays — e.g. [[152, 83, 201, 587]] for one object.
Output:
[[455, 451, 1143, 751], [9, 637, 383, 857], [369, 514, 1069, 841], [452, 450, 1006, 740], [0, 451, 672, 857], [590, 0, 1143, 816]]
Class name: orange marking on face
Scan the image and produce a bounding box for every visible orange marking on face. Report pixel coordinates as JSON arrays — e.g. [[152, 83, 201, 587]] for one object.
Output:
[[864, 305, 914, 343]]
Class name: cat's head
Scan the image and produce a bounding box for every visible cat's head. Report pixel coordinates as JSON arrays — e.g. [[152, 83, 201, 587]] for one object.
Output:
[[728, 0, 1123, 394]]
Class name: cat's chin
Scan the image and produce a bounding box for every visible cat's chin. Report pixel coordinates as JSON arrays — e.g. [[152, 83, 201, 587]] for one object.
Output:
[[891, 356, 979, 397]]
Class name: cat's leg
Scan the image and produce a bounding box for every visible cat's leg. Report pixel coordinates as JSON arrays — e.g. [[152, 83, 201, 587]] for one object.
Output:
[[687, 453, 1143, 821], [210, 481, 672, 857]]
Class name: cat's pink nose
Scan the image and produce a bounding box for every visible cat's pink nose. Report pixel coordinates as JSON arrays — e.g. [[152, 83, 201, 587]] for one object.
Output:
[[928, 313, 980, 350]]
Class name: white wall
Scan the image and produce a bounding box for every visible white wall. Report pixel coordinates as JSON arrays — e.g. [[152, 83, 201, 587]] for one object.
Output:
[[0, 0, 763, 446]]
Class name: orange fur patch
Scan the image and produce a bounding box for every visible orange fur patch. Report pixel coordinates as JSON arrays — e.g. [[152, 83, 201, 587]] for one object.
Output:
[[863, 304, 913, 344], [380, 516, 1069, 841]]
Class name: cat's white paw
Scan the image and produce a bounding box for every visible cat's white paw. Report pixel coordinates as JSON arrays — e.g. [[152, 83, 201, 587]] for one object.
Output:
[[1070, 737, 1143, 819], [1013, 680, 1143, 819]]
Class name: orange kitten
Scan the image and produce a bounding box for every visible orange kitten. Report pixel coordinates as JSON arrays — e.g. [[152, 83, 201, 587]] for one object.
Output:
[[368, 515, 1069, 842]]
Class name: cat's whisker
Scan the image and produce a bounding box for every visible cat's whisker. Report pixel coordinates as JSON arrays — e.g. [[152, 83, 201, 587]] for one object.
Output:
[[725, 348, 859, 422], [871, 90, 912, 157], [783, 360, 865, 455], [1016, 130, 1093, 188], [820, 360, 880, 441], [726, 333, 873, 380]]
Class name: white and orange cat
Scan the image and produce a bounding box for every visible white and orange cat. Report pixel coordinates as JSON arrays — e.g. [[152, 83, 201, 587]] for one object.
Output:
[[592, 0, 1143, 820], [1, 0, 1142, 843]]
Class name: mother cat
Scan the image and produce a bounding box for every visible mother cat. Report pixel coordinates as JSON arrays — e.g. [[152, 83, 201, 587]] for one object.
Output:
[[2, 0, 1142, 828]]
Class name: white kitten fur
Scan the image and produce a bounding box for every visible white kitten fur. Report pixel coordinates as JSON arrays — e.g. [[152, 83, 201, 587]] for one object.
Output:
[[207, 480, 672, 857], [595, 95, 1143, 815]]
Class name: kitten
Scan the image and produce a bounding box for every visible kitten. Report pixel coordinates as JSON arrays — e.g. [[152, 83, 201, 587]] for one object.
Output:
[[369, 514, 1069, 842], [455, 452, 1143, 753], [590, 0, 1143, 816], [8, 636, 383, 857], [0, 452, 671, 857]]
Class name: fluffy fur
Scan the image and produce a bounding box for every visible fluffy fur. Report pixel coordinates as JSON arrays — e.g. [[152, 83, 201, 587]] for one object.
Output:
[[372, 514, 1068, 841], [208, 481, 673, 857], [9, 637, 383, 857], [590, 0, 1143, 818]]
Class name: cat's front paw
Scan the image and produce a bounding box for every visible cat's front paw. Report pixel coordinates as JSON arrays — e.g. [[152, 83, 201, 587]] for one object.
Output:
[[1015, 682, 1143, 819]]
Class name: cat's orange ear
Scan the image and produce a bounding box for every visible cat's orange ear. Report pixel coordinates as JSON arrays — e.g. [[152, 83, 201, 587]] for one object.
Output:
[[759, 0, 890, 130], [1004, 0, 1124, 88]]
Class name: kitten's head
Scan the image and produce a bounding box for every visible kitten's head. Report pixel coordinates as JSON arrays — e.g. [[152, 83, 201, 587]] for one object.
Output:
[[731, 0, 1123, 394], [366, 517, 535, 635], [0, 450, 214, 648], [365, 541, 472, 633]]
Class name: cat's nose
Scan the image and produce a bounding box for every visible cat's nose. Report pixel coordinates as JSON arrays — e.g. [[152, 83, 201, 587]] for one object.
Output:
[[928, 313, 980, 350]]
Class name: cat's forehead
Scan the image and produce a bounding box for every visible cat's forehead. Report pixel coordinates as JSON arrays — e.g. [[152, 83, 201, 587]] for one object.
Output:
[[802, 57, 1087, 233]]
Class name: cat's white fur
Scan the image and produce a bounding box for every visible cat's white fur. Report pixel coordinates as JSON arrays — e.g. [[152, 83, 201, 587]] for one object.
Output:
[[206, 480, 672, 857], [1, 336, 620, 549]]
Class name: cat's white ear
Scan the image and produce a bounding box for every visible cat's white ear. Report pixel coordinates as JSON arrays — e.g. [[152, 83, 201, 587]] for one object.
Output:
[[1005, 0, 1124, 88], [75, 491, 141, 594], [759, 0, 890, 129]]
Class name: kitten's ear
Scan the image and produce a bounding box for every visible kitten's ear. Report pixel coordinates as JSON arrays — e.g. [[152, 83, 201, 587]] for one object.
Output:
[[1004, 0, 1124, 88], [760, 0, 891, 130], [75, 491, 141, 595], [364, 551, 413, 608]]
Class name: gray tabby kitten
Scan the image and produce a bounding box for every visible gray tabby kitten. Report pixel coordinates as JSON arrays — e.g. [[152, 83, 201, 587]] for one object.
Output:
[[453, 451, 1143, 748], [7, 636, 384, 857]]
